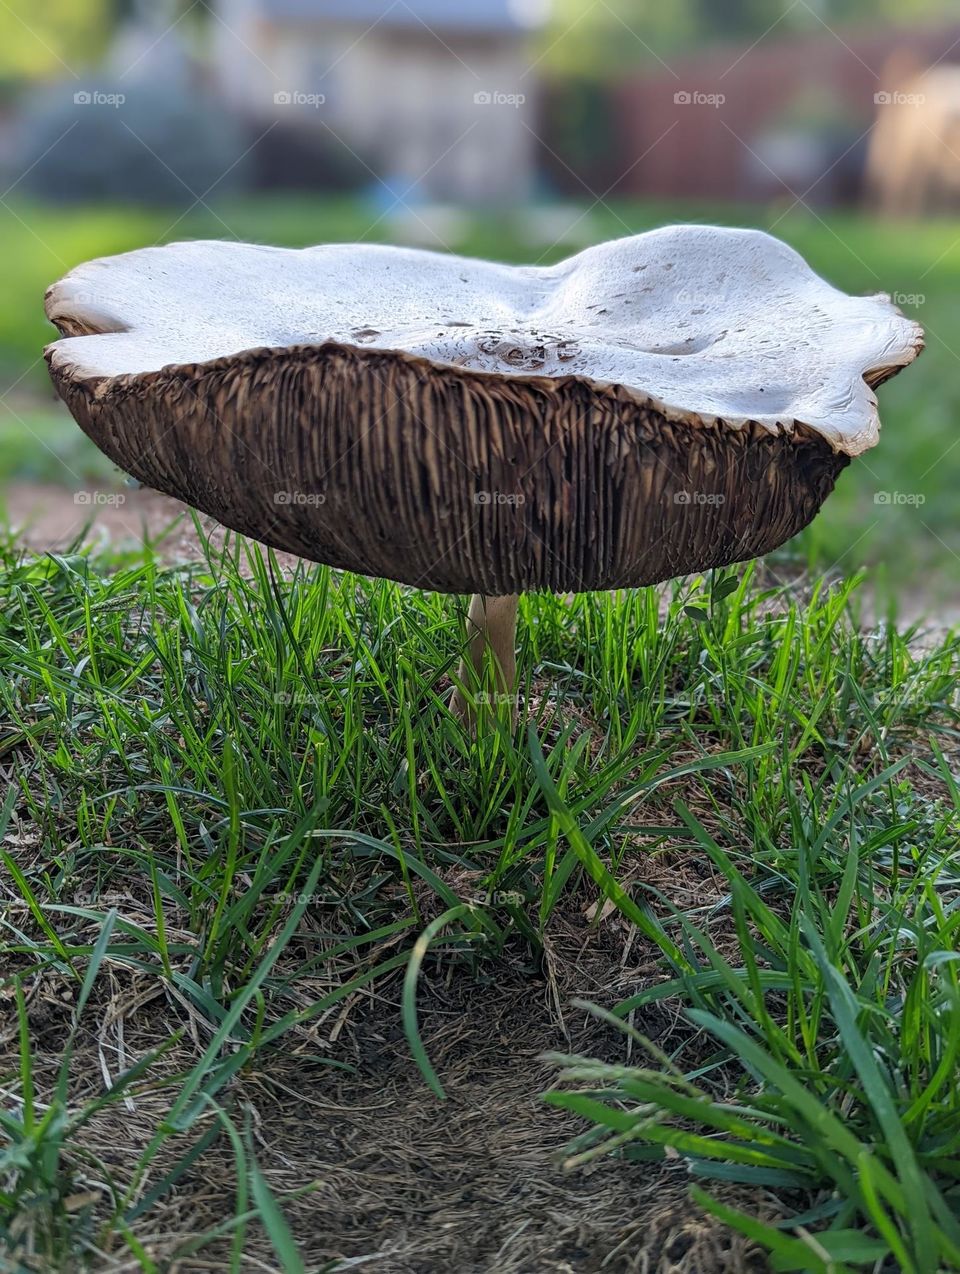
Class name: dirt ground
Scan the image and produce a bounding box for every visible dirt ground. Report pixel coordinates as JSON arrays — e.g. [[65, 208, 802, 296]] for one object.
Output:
[[3, 481, 232, 562], [7, 911, 774, 1273], [227, 954, 773, 1274]]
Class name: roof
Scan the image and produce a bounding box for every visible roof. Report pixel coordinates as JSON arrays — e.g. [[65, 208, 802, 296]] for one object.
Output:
[[255, 0, 545, 34]]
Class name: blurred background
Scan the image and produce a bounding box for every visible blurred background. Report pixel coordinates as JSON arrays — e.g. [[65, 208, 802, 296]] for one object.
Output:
[[1, 0, 958, 607]]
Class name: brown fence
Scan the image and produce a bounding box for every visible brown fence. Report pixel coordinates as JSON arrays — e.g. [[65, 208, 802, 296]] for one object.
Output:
[[540, 22, 960, 204]]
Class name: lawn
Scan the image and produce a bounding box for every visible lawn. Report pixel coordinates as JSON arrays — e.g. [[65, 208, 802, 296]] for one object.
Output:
[[2, 195, 960, 1272], [2, 528, 959, 1270]]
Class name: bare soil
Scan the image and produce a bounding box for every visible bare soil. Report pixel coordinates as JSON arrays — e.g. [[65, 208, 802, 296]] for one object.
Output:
[[3, 481, 231, 562], [227, 957, 772, 1274], [4, 913, 774, 1273]]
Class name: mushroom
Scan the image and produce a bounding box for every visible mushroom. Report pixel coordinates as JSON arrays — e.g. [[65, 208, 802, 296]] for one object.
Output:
[[44, 226, 922, 720]]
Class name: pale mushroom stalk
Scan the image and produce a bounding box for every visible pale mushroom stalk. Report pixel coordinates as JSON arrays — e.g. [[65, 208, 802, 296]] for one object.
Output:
[[451, 592, 520, 723]]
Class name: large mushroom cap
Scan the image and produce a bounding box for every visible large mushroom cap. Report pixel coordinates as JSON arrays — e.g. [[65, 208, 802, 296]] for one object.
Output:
[[45, 226, 922, 594]]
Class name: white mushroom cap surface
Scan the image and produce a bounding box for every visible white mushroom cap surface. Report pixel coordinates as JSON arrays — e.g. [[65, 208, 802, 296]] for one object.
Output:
[[45, 225, 921, 457]]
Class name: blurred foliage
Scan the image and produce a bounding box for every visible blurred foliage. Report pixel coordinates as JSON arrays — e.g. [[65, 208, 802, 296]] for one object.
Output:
[[0, 0, 115, 79], [0, 1, 214, 82], [1, 0, 958, 87], [543, 0, 960, 76], [2, 0, 957, 91]]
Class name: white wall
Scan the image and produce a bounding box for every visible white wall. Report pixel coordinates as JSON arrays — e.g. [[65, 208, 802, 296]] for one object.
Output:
[[209, 7, 536, 202]]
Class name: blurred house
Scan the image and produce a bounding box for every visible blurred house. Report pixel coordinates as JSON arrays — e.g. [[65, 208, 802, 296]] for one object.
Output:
[[550, 21, 960, 207], [210, 0, 545, 203]]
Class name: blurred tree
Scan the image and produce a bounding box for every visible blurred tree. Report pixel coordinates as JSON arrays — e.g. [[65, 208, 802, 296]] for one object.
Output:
[[174, 0, 215, 59], [692, 0, 794, 39], [542, 0, 960, 77], [0, 0, 218, 82], [0, 0, 116, 78]]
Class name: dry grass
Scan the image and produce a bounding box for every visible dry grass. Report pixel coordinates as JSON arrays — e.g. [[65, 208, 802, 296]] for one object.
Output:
[[1, 890, 775, 1272]]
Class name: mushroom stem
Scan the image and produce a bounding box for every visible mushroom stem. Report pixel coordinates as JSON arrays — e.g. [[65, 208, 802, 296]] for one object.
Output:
[[451, 593, 520, 725]]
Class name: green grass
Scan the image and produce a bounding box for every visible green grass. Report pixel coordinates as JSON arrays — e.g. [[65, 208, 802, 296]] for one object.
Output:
[[3, 190, 960, 1266], [544, 762, 960, 1274], [0, 406, 120, 487], [1, 519, 959, 1269], [1, 193, 959, 580]]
